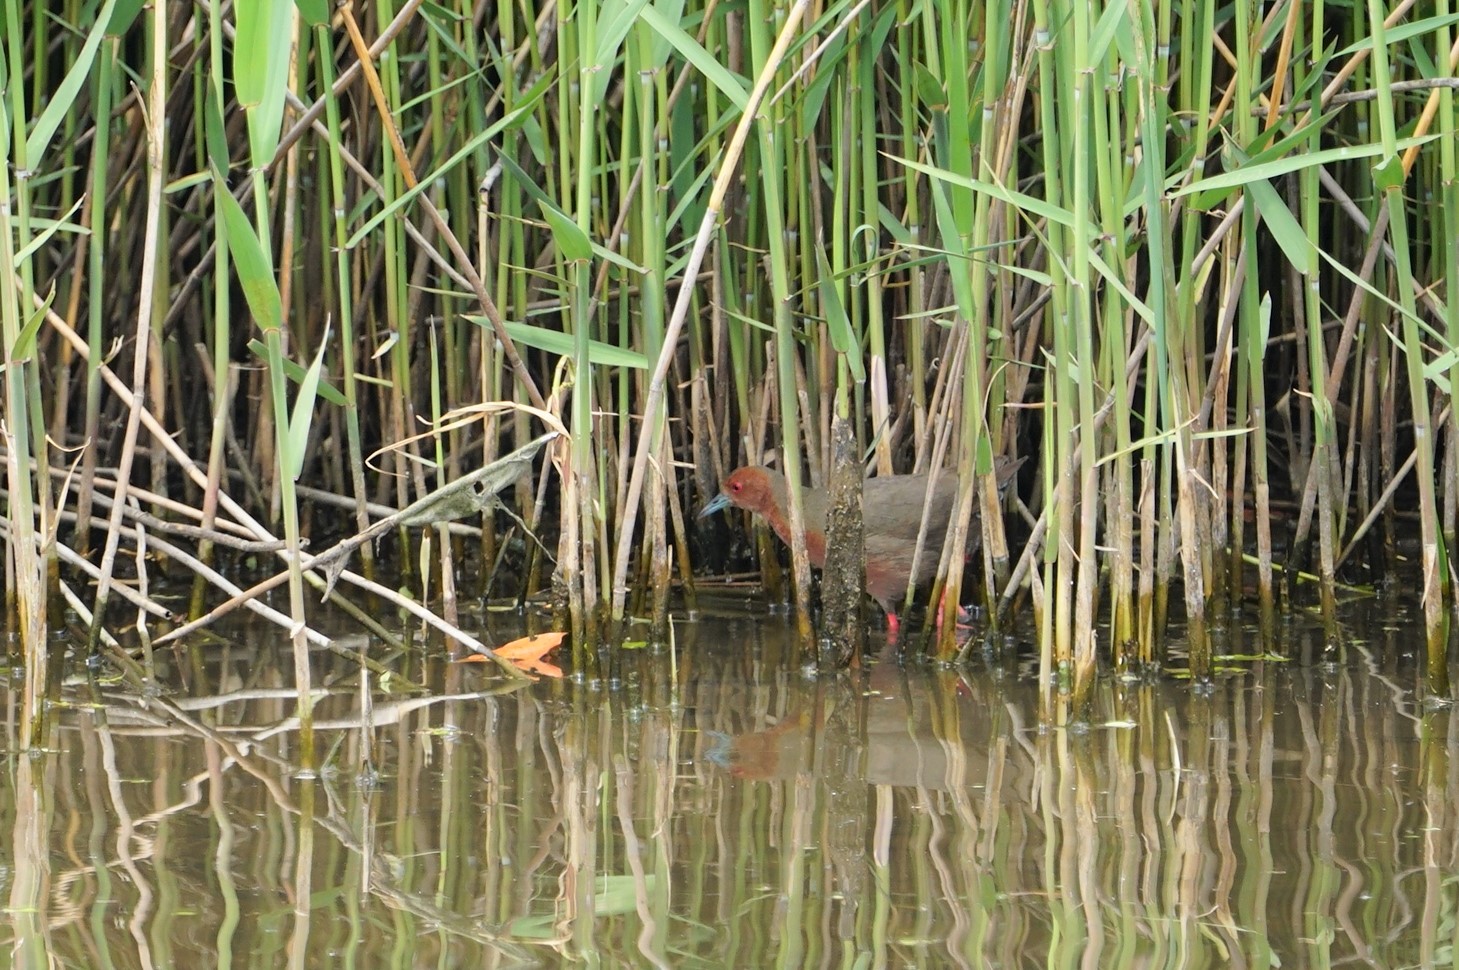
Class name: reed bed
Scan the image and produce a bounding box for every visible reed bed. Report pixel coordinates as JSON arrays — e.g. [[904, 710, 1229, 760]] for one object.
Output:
[[2, 0, 1456, 732]]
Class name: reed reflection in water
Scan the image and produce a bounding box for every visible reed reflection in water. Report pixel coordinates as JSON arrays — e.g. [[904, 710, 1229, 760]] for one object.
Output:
[[3, 601, 1456, 968]]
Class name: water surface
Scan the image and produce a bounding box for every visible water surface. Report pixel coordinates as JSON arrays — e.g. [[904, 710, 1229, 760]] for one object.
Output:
[[3, 597, 1456, 968]]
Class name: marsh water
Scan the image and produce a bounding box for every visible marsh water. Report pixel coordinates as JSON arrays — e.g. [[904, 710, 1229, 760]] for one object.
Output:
[[4, 594, 1458, 969]]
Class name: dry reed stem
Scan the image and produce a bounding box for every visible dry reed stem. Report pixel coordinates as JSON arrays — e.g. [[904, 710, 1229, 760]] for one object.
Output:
[[85, 0, 167, 655], [28, 281, 539, 683]]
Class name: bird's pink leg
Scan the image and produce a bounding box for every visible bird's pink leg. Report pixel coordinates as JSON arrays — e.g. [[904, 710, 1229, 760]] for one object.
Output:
[[937, 590, 974, 633]]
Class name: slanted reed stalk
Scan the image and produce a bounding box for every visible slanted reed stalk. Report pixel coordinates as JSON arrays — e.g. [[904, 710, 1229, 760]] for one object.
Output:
[[4, 0, 1459, 735]]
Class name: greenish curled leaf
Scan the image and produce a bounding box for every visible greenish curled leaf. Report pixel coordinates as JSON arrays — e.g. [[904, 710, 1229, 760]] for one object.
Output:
[[13, 285, 57, 360], [247, 338, 348, 405], [212, 166, 282, 334], [287, 324, 332, 480]]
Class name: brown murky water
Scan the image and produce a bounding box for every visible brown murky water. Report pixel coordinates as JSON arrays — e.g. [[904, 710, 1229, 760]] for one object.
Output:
[[4, 596, 1457, 968]]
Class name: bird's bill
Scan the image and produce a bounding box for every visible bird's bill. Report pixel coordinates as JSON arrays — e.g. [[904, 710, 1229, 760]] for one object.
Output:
[[699, 492, 732, 517]]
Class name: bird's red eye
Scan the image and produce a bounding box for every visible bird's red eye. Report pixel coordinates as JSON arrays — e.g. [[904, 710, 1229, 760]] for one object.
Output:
[[731, 481, 742, 492]]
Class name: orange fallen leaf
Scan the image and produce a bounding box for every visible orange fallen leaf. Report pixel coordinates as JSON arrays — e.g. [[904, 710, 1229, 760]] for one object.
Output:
[[494, 631, 566, 660], [458, 631, 566, 678]]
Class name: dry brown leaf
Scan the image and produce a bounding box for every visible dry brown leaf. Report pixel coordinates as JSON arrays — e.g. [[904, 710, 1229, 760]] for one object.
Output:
[[457, 632, 566, 678], [494, 631, 566, 660]]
